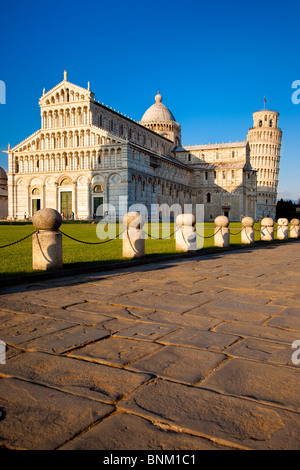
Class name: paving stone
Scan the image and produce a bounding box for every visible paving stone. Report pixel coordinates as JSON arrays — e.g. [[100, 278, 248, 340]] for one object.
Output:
[[40, 307, 113, 325], [0, 295, 50, 315], [128, 279, 209, 295], [118, 379, 300, 450], [193, 299, 282, 317], [160, 327, 239, 352], [224, 337, 297, 366], [29, 289, 89, 308], [214, 290, 272, 305], [0, 377, 113, 450], [143, 311, 219, 329], [201, 358, 300, 412], [101, 318, 137, 335], [255, 283, 300, 294], [115, 322, 180, 341], [214, 321, 299, 344], [266, 308, 300, 331], [0, 351, 151, 404], [0, 315, 74, 346], [19, 325, 110, 353], [130, 345, 226, 384], [70, 337, 162, 367], [60, 412, 233, 450], [76, 282, 139, 296], [186, 303, 272, 324], [203, 275, 262, 290], [69, 302, 155, 320], [110, 290, 212, 314]]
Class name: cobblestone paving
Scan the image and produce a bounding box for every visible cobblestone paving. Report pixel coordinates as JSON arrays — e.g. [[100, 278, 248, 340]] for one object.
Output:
[[0, 241, 300, 450]]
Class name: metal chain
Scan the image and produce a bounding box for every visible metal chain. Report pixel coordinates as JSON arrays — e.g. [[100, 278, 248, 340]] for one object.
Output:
[[228, 227, 245, 236], [0, 231, 37, 249], [143, 226, 180, 240], [195, 227, 221, 239], [60, 229, 126, 245]]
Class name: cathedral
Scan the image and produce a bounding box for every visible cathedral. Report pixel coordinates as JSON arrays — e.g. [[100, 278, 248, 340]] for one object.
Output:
[[5, 72, 282, 222]]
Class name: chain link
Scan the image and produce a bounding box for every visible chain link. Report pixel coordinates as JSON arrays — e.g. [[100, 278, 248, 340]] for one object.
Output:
[[0, 231, 37, 249], [228, 227, 245, 236], [143, 226, 180, 240], [60, 229, 126, 245], [195, 227, 221, 239]]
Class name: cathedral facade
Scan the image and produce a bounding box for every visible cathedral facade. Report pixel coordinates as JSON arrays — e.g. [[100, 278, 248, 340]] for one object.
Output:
[[5, 72, 282, 222]]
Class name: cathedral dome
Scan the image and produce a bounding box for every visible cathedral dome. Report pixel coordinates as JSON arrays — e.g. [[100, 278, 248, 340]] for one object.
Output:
[[0, 167, 7, 180], [141, 92, 176, 123]]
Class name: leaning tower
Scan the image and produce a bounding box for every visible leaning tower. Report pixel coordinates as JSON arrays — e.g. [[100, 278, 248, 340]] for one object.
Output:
[[247, 109, 282, 219]]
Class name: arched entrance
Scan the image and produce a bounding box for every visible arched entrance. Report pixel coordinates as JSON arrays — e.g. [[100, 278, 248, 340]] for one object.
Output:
[[59, 178, 73, 219], [92, 184, 104, 218]]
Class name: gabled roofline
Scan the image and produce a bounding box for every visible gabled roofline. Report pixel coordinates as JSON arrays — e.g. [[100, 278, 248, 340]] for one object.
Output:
[[39, 79, 94, 103]]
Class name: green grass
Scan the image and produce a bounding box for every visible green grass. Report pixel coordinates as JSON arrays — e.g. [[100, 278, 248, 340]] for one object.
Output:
[[0, 221, 285, 278]]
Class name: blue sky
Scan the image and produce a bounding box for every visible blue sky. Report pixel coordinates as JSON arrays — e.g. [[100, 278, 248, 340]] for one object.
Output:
[[1, 0, 300, 200]]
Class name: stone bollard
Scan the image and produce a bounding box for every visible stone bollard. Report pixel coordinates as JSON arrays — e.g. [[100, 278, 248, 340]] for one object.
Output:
[[122, 211, 145, 258], [290, 218, 300, 239], [241, 217, 254, 244], [175, 214, 196, 252], [261, 217, 274, 241], [214, 216, 230, 248], [32, 208, 63, 270], [277, 218, 289, 240]]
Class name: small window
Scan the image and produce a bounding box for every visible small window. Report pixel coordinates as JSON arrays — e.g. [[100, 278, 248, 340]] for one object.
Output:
[[206, 192, 211, 203], [232, 151, 235, 158], [259, 120, 262, 127], [269, 120, 273, 127], [214, 171, 217, 179], [205, 171, 208, 180], [222, 171, 226, 179]]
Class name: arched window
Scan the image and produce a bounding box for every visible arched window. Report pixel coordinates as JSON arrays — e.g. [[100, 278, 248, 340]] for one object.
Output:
[[259, 120, 262, 127], [206, 192, 211, 203], [32, 188, 40, 195], [93, 185, 104, 193], [60, 178, 71, 186]]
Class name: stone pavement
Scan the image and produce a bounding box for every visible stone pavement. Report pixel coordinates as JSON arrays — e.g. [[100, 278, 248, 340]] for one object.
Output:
[[0, 241, 300, 450]]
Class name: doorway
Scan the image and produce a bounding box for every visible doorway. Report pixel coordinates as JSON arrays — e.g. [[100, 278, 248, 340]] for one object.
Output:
[[60, 191, 72, 219], [32, 199, 41, 216], [93, 196, 104, 218]]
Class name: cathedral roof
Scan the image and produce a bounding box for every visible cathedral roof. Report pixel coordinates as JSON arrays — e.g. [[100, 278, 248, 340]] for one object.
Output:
[[141, 92, 176, 123]]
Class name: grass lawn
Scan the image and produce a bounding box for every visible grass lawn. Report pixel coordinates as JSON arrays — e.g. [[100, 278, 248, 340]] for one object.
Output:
[[0, 221, 280, 278]]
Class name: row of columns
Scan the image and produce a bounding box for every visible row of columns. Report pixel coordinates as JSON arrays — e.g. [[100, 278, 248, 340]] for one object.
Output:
[[31, 209, 300, 270]]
